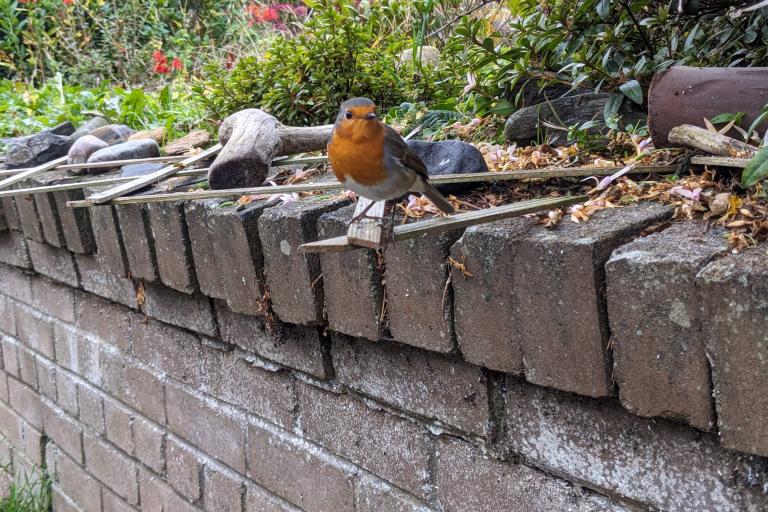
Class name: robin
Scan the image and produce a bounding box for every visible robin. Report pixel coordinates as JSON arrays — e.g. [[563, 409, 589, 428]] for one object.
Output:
[[327, 97, 456, 220]]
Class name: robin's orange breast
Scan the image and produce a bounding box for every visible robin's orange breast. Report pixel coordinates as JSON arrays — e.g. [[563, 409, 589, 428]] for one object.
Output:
[[328, 125, 388, 187]]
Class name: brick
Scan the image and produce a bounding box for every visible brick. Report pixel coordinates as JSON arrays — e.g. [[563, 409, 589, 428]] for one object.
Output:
[[54, 324, 101, 384], [503, 377, 768, 511], [27, 240, 80, 288], [1, 197, 20, 231], [247, 422, 355, 512], [51, 448, 102, 512], [15, 193, 44, 243], [53, 189, 96, 254], [244, 483, 296, 512], [35, 356, 56, 399], [0, 296, 16, 336], [0, 373, 7, 403], [42, 400, 83, 463], [141, 282, 217, 337], [0, 231, 31, 268], [75, 254, 137, 309], [332, 335, 488, 436], [148, 201, 197, 293], [606, 222, 726, 431], [204, 465, 244, 512], [515, 203, 673, 397], [8, 377, 42, 428], [0, 200, 6, 232], [0, 263, 32, 302], [186, 200, 227, 299], [52, 486, 84, 512], [14, 306, 54, 358], [317, 205, 384, 341], [74, 291, 133, 352], [436, 436, 628, 512], [216, 303, 331, 379], [1, 336, 19, 378], [167, 436, 202, 501], [77, 384, 104, 434], [298, 383, 430, 497], [89, 204, 129, 277], [31, 275, 76, 323], [104, 397, 134, 455], [698, 246, 768, 457], [12, 452, 43, 486], [166, 383, 246, 472], [18, 420, 44, 465], [100, 350, 165, 424], [103, 489, 136, 512], [356, 477, 433, 512], [84, 433, 139, 504], [385, 229, 462, 353], [34, 192, 65, 247], [258, 197, 348, 324], [18, 346, 37, 389], [450, 218, 537, 373], [115, 203, 157, 280], [133, 417, 165, 473], [0, 401, 24, 447], [139, 469, 200, 512], [55, 369, 79, 416], [130, 316, 205, 382]]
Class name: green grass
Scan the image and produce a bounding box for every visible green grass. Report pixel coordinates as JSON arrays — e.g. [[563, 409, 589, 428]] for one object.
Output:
[[0, 466, 52, 512]]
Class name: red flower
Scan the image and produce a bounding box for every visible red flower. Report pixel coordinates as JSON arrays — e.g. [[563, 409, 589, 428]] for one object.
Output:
[[171, 57, 183, 71], [63, 0, 74, 5], [263, 6, 279, 21], [152, 50, 170, 73]]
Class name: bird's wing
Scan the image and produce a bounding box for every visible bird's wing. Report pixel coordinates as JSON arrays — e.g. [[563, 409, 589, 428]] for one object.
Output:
[[383, 124, 429, 179]]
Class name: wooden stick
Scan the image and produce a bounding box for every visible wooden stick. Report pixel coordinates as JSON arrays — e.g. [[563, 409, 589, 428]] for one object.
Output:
[[690, 156, 751, 168], [347, 199, 387, 248], [0, 156, 68, 191], [301, 195, 587, 253], [84, 144, 222, 204], [67, 164, 678, 208], [668, 125, 757, 156], [0, 154, 190, 176]]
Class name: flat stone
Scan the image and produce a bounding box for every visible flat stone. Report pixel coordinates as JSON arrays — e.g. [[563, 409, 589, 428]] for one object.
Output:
[[86, 139, 160, 174], [515, 203, 673, 397], [69, 116, 109, 142], [120, 162, 164, 177], [88, 124, 134, 145], [47, 121, 76, 137], [697, 245, 768, 457], [606, 222, 727, 431], [450, 217, 538, 373], [4, 132, 72, 169], [407, 139, 489, 194]]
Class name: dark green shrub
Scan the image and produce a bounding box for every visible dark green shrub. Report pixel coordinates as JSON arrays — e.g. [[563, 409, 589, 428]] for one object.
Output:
[[195, 0, 464, 126]]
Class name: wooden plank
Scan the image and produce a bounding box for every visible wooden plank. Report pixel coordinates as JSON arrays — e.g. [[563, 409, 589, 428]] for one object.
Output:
[[690, 156, 751, 168], [67, 164, 678, 208], [301, 195, 587, 254], [84, 143, 222, 204], [0, 154, 189, 176], [0, 156, 68, 191], [347, 199, 387, 248]]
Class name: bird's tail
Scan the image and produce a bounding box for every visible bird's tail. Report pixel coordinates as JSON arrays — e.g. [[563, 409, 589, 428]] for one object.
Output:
[[413, 178, 456, 214]]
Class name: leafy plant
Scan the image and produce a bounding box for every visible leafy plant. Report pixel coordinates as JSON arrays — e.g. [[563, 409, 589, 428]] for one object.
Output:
[[742, 146, 768, 187], [0, 464, 52, 512], [195, 0, 464, 126]]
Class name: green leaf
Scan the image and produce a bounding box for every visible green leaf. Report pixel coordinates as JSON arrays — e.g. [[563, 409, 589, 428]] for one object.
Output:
[[741, 146, 768, 187], [603, 91, 624, 122], [746, 109, 768, 141], [710, 112, 744, 124], [619, 79, 643, 105]]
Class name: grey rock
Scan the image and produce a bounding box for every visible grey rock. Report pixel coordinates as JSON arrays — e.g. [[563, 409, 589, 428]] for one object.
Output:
[[121, 162, 165, 177], [68, 135, 109, 174], [69, 117, 109, 142], [503, 92, 645, 146], [89, 124, 134, 146], [4, 132, 72, 169], [47, 121, 76, 137], [86, 139, 160, 175], [407, 139, 488, 194]]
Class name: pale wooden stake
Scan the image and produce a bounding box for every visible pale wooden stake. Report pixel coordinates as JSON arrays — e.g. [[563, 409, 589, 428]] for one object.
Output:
[[301, 195, 587, 253], [0, 156, 68, 191], [347, 199, 387, 248], [690, 156, 751, 168]]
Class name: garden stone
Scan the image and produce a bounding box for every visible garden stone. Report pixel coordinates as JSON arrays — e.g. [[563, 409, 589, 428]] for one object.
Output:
[[407, 139, 488, 194], [69, 116, 109, 142], [86, 139, 161, 175], [47, 121, 76, 137], [89, 124, 135, 145], [4, 132, 72, 169], [67, 135, 109, 174], [503, 92, 645, 146], [121, 162, 165, 177]]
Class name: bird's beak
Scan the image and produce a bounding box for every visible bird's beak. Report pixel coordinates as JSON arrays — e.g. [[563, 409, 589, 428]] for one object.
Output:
[[363, 112, 377, 120]]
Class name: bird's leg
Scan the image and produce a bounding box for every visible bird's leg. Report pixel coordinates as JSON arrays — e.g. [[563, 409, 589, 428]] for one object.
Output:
[[384, 201, 397, 245], [350, 199, 378, 223]]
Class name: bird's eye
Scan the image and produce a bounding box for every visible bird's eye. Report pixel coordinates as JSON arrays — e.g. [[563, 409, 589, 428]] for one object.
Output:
[[345, 111, 353, 119]]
